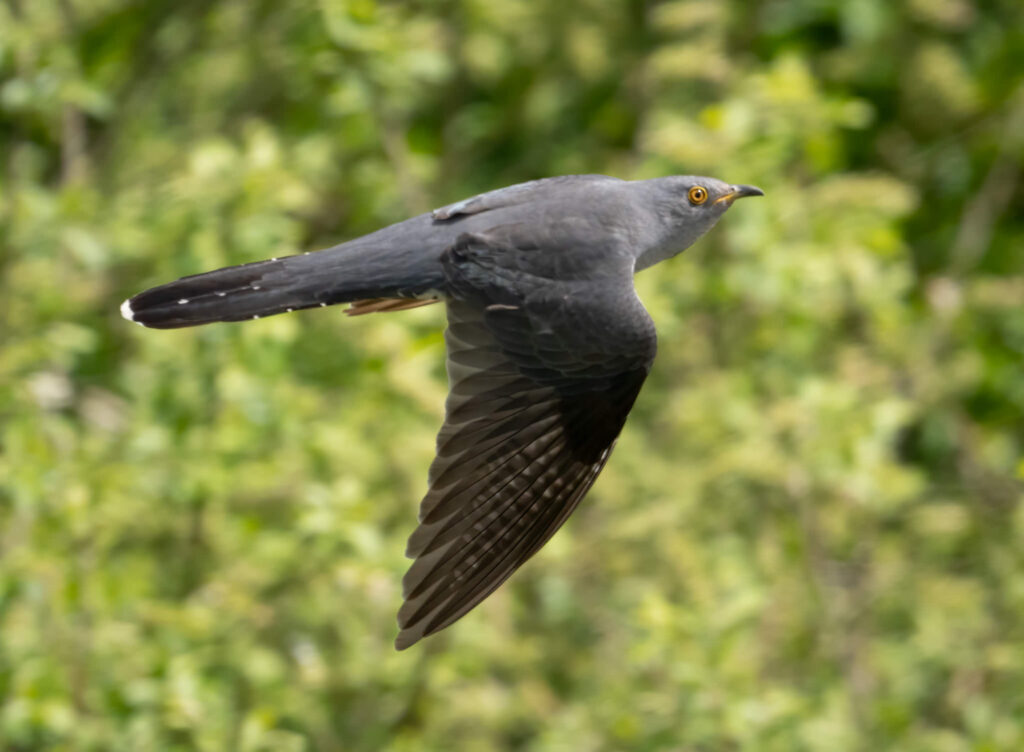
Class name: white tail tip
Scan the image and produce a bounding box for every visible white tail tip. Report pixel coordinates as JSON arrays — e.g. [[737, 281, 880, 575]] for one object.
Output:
[[120, 298, 141, 325]]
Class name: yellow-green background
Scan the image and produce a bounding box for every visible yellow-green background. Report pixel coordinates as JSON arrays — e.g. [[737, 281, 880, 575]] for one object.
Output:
[[2, 1, 1023, 749]]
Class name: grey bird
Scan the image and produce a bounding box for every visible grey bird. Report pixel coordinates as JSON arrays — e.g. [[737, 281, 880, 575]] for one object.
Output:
[[121, 174, 763, 649]]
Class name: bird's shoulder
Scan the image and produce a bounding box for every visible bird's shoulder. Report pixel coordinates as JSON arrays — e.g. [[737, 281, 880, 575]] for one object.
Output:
[[439, 220, 634, 299], [439, 228, 657, 387]]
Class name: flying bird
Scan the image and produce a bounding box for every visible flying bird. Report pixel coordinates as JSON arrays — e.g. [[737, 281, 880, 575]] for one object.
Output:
[[121, 174, 763, 649]]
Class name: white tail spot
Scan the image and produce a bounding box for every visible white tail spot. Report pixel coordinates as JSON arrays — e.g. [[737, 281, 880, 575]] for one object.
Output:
[[178, 298, 189, 305], [120, 298, 135, 321]]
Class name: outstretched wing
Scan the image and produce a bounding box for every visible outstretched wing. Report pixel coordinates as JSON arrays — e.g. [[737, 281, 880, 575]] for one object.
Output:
[[396, 228, 657, 649]]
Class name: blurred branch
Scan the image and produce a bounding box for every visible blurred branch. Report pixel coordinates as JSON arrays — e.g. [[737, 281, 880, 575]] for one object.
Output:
[[56, 0, 78, 28], [56, 0, 86, 184], [61, 104, 87, 185], [378, 110, 429, 214], [949, 90, 1024, 274]]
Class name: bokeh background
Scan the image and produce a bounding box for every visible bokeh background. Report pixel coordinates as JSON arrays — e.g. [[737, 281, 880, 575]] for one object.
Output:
[[2, 0, 1023, 749]]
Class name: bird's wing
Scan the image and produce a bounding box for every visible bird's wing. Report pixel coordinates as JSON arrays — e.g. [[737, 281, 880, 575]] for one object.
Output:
[[396, 228, 657, 649]]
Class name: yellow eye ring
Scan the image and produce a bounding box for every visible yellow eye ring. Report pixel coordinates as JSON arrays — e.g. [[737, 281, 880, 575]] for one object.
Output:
[[688, 186, 708, 205]]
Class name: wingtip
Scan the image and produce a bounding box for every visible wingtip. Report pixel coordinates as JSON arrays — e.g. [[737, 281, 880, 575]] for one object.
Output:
[[395, 604, 435, 651], [394, 634, 416, 651], [395, 623, 428, 650]]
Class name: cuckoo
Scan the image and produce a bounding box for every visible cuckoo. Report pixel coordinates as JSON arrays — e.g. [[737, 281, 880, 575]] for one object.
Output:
[[121, 174, 764, 649]]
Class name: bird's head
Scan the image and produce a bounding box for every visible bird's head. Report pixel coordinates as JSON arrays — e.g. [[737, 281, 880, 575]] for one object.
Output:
[[634, 175, 763, 270]]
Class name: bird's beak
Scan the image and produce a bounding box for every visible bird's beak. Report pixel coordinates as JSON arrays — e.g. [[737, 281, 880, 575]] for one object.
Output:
[[714, 184, 765, 205]]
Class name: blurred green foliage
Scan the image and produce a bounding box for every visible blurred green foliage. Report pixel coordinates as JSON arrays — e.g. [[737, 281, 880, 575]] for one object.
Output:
[[2, 0, 1023, 749]]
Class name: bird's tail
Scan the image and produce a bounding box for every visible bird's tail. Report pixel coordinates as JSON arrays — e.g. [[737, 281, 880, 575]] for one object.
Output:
[[122, 231, 445, 329]]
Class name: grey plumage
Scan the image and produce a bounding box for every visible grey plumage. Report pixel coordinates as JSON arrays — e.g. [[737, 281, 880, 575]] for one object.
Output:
[[121, 174, 763, 648]]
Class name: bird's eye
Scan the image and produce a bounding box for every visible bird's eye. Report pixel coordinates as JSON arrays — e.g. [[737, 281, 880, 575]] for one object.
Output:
[[688, 186, 708, 205]]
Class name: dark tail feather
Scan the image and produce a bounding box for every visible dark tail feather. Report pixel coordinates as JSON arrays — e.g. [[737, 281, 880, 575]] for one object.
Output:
[[122, 255, 333, 329], [122, 241, 443, 329], [123, 212, 450, 329]]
